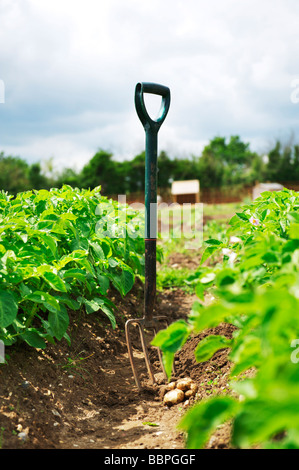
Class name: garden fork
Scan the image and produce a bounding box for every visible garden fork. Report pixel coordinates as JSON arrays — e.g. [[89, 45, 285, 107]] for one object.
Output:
[[125, 82, 171, 391]]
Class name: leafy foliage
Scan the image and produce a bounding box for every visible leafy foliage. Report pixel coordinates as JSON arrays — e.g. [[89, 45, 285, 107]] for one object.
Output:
[[153, 188, 299, 449], [3, 136, 299, 196], [0, 185, 145, 349]]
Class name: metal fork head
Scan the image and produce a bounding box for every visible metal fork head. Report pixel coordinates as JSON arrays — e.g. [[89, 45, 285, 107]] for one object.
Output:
[[125, 316, 169, 391]]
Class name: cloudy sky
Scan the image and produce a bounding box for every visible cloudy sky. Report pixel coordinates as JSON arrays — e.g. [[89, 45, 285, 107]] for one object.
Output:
[[1, 0, 299, 172]]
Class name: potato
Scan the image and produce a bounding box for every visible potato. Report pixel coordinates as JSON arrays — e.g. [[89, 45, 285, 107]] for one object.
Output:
[[163, 389, 185, 406], [166, 381, 177, 391], [184, 383, 198, 398], [176, 378, 193, 391]]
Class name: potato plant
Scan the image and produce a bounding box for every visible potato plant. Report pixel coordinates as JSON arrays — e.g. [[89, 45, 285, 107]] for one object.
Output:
[[153, 188, 299, 449], [0, 185, 145, 349]]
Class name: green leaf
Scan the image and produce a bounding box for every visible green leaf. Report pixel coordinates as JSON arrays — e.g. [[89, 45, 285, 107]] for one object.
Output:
[[25, 291, 60, 312], [205, 239, 223, 246], [63, 268, 87, 283], [216, 269, 236, 287], [89, 241, 106, 260], [55, 294, 80, 311], [282, 239, 299, 253], [195, 283, 205, 301], [41, 234, 57, 257], [287, 211, 299, 223], [20, 329, 46, 349], [236, 212, 250, 221], [179, 396, 239, 449], [289, 223, 299, 239], [151, 320, 191, 379], [48, 306, 69, 340], [0, 291, 18, 328], [99, 304, 116, 329], [83, 298, 103, 314], [42, 272, 67, 292], [232, 399, 299, 448], [260, 209, 270, 221], [83, 297, 116, 328], [58, 250, 88, 268], [200, 272, 216, 284], [229, 214, 241, 226], [195, 335, 232, 362], [230, 336, 261, 376], [120, 268, 134, 295], [200, 246, 220, 265], [96, 273, 110, 295], [261, 251, 279, 263], [190, 303, 230, 333]]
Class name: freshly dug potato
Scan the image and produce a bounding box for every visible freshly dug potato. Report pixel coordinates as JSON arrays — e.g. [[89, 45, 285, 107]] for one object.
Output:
[[166, 381, 177, 391], [184, 383, 198, 398], [190, 382, 198, 393], [163, 389, 185, 406], [176, 378, 193, 391]]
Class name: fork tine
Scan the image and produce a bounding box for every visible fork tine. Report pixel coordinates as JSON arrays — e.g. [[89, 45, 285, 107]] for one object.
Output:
[[153, 327, 168, 381], [138, 323, 156, 385], [125, 319, 142, 391], [125, 316, 173, 390]]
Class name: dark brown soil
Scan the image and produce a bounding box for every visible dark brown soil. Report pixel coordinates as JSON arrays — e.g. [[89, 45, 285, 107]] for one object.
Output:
[[0, 268, 235, 450]]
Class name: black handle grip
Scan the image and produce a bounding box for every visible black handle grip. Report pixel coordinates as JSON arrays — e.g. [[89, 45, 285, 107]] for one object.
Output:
[[135, 82, 171, 132]]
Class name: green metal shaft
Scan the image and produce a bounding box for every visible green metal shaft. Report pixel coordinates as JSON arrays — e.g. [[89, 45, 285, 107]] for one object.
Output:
[[134, 82, 170, 324], [145, 129, 158, 239], [144, 129, 158, 321]]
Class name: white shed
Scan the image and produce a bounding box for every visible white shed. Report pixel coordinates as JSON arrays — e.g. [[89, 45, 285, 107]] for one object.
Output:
[[171, 180, 200, 204], [252, 182, 284, 200]]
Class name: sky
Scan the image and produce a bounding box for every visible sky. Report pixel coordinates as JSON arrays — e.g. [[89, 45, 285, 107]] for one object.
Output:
[[0, 0, 299, 173]]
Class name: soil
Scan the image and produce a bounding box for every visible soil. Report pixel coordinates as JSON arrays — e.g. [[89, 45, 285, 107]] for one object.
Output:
[[0, 258, 236, 451]]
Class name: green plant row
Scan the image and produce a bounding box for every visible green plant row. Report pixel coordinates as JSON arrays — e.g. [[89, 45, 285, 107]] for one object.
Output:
[[0, 185, 145, 350], [153, 188, 299, 449]]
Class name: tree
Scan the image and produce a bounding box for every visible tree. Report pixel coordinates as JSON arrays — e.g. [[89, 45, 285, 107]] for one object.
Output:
[[157, 151, 175, 189], [28, 163, 50, 190], [198, 136, 262, 188], [54, 168, 80, 189], [266, 141, 281, 181], [79, 149, 118, 194], [293, 145, 299, 181], [0, 152, 30, 194], [126, 152, 146, 192], [279, 145, 293, 182]]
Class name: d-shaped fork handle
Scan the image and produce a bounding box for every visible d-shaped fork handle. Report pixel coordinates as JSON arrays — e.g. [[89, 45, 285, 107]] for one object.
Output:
[[135, 81, 171, 323], [135, 82, 171, 133]]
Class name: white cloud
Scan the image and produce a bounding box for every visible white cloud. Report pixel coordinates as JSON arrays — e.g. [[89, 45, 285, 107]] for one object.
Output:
[[1, 0, 299, 170]]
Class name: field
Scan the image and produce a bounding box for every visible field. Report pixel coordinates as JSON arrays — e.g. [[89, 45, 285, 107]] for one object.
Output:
[[0, 192, 237, 449], [1, 188, 299, 450]]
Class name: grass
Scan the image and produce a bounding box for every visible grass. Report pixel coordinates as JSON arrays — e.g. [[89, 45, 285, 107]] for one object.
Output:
[[157, 266, 196, 292], [202, 201, 246, 219], [156, 201, 245, 291]]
